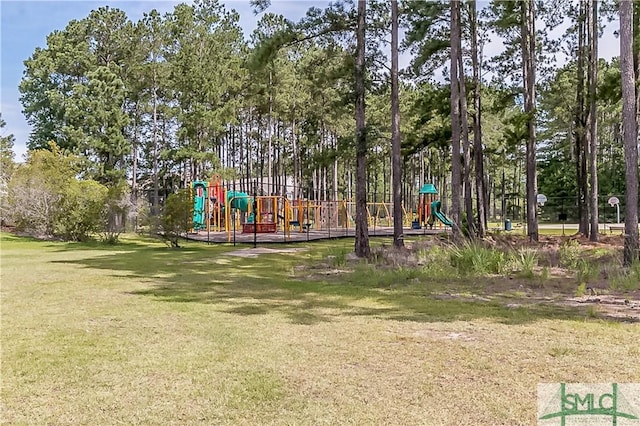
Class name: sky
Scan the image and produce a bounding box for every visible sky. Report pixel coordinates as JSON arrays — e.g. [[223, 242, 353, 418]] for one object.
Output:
[[0, 0, 621, 161]]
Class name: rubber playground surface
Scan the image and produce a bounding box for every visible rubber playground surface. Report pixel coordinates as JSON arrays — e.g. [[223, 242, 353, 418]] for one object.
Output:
[[185, 225, 446, 244], [184, 222, 638, 245]]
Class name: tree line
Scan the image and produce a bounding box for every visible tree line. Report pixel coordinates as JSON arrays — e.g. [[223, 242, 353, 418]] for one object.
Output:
[[1, 0, 638, 262]]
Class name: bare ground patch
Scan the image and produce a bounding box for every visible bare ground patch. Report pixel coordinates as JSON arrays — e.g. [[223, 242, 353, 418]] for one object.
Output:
[[303, 234, 640, 322]]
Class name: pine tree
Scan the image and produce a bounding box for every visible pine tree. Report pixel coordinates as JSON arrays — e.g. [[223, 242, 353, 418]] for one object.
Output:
[[391, 0, 403, 247], [354, 0, 370, 257], [449, 0, 462, 238], [620, 0, 639, 264], [587, 0, 599, 242], [521, 0, 538, 242]]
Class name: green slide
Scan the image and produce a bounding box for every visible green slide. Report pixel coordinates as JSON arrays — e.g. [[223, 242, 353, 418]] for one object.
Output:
[[192, 181, 207, 230], [431, 200, 453, 227], [226, 191, 251, 212]]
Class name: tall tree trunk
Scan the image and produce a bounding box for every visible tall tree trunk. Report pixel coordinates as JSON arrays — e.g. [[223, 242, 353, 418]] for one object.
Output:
[[575, 0, 589, 236], [131, 101, 139, 230], [449, 0, 462, 238], [268, 71, 273, 195], [470, 0, 486, 238], [522, 0, 538, 242], [333, 134, 339, 206], [245, 118, 251, 192], [152, 67, 159, 216], [587, 0, 599, 241], [620, 0, 639, 264], [634, 1, 639, 145], [419, 150, 425, 187], [292, 116, 299, 199], [635, 1, 640, 126], [501, 166, 506, 221], [391, 0, 404, 248], [458, 40, 474, 237], [354, 0, 370, 257]]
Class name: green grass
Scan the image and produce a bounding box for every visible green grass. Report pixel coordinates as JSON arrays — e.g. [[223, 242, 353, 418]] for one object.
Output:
[[448, 241, 507, 276], [511, 248, 539, 279], [609, 261, 640, 292], [1, 233, 639, 425]]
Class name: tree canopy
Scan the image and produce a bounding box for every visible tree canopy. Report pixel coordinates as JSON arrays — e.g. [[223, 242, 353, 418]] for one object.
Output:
[[3, 0, 637, 257]]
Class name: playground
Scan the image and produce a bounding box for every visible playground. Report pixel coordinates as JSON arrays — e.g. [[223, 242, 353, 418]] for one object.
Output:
[[187, 176, 454, 243]]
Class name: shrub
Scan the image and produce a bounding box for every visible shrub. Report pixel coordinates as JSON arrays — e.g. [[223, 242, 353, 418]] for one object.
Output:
[[6, 143, 110, 241], [160, 189, 192, 247], [540, 266, 550, 281], [57, 179, 108, 241], [609, 261, 640, 292], [511, 248, 538, 278], [449, 241, 507, 276], [559, 239, 581, 270], [417, 246, 457, 278], [7, 145, 73, 235], [575, 259, 598, 284], [327, 247, 348, 267], [101, 182, 132, 244]]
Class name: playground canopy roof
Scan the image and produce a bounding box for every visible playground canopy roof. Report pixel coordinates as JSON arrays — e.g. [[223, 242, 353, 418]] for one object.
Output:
[[419, 184, 438, 194]]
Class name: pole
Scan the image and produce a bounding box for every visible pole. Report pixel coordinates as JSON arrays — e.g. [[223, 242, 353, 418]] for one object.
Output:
[[306, 190, 310, 242], [206, 183, 210, 244], [328, 201, 331, 239], [253, 180, 257, 249]]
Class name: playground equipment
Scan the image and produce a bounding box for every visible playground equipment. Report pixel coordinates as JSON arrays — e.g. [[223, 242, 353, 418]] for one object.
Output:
[[190, 178, 451, 241], [193, 180, 413, 235], [225, 194, 282, 235], [192, 181, 208, 231], [429, 200, 453, 227], [192, 175, 279, 234], [417, 183, 453, 228]]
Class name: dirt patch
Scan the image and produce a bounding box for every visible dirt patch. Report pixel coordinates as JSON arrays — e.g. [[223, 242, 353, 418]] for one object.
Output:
[[564, 295, 640, 321], [313, 235, 640, 322]]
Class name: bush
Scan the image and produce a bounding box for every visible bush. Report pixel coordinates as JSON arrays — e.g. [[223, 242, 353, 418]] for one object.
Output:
[[160, 189, 192, 247], [5, 144, 133, 242], [575, 259, 598, 284], [449, 241, 507, 276], [327, 247, 348, 267], [101, 182, 132, 244], [417, 246, 457, 278], [559, 239, 581, 270], [511, 248, 539, 278], [6, 144, 109, 240], [609, 261, 640, 292], [57, 180, 108, 241]]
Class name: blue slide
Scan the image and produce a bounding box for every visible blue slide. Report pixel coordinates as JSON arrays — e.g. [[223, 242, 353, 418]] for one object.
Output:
[[431, 200, 453, 227]]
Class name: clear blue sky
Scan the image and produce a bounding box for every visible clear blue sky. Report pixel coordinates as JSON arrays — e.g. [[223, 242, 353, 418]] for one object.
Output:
[[0, 0, 329, 159], [0, 1, 620, 161]]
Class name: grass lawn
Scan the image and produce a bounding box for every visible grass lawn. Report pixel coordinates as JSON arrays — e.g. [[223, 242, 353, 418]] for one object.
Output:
[[1, 233, 638, 425]]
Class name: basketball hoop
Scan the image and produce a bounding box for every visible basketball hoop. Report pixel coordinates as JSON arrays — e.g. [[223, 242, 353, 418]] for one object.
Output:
[[537, 194, 547, 206], [608, 196, 621, 224]]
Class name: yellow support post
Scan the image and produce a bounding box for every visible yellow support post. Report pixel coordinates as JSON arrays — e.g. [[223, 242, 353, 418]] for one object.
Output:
[[298, 201, 304, 233]]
